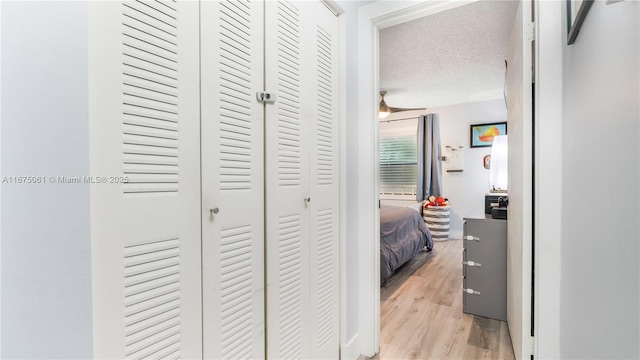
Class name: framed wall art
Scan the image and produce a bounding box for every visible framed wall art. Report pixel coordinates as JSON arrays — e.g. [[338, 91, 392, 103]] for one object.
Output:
[[567, 0, 594, 45], [470, 122, 507, 148]]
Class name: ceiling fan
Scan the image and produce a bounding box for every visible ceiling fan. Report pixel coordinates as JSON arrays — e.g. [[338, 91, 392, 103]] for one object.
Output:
[[378, 91, 426, 119]]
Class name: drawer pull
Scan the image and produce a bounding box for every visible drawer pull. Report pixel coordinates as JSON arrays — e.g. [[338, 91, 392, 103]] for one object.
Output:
[[464, 235, 480, 242], [462, 260, 482, 267], [463, 288, 481, 296]]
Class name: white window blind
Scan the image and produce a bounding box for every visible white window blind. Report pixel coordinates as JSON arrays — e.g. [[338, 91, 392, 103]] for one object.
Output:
[[379, 119, 418, 196]]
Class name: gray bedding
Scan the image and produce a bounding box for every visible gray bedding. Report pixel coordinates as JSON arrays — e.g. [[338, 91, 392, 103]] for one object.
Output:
[[380, 205, 433, 282]]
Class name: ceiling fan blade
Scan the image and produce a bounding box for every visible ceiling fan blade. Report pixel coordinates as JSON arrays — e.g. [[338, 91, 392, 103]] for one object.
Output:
[[389, 107, 426, 113], [379, 91, 426, 115]]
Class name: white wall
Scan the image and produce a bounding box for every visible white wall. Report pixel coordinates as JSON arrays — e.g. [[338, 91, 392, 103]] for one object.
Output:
[[0, 1, 3, 352], [1, 2, 93, 358], [534, 0, 564, 357], [560, 1, 639, 358], [435, 99, 507, 238], [336, 0, 375, 347]]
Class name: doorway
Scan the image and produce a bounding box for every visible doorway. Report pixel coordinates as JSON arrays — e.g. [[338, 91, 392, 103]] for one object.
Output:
[[376, 2, 518, 358], [355, 1, 536, 358]]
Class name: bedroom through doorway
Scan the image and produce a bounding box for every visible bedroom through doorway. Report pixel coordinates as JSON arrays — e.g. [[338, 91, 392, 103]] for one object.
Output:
[[376, 1, 519, 358]]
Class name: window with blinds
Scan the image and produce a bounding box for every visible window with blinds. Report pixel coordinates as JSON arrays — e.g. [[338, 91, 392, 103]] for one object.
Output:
[[379, 119, 418, 196]]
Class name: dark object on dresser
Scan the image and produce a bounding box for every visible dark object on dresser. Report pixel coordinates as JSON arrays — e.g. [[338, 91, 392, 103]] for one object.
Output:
[[491, 206, 507, 220], [486, 194, 508, 219], [485, 194, 507, 214], [492, 196, 508, 219]]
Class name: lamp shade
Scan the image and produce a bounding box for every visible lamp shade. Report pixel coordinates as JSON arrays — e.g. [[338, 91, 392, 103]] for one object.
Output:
[[490, 135, 508, 191]]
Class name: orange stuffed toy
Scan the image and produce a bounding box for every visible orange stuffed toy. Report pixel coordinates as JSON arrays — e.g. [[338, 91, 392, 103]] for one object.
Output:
[[424, 195, 449, 207]]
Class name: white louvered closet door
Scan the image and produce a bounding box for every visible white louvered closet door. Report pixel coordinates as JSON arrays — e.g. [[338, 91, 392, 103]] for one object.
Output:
[[265, 1, 340, 359], [200, 1, 265, 359], [88, 1, 202, 359], [307, 4, 340, 358], [265, 1, 312, 358]]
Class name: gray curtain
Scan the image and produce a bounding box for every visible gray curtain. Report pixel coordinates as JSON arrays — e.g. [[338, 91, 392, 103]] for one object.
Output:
[[416, 113, 443, 201]]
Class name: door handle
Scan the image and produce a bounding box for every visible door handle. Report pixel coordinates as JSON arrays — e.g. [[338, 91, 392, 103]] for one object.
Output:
[[304, 197, 311, 203], [464, 235, 480, 242], [210, 207, 219, 215]]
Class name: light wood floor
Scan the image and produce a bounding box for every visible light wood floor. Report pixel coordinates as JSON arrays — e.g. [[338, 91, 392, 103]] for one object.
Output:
[[374, 239, 515, 360]]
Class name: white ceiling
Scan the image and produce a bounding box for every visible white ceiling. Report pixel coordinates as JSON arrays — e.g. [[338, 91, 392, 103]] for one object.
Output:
[[379, 0, 518, 109]]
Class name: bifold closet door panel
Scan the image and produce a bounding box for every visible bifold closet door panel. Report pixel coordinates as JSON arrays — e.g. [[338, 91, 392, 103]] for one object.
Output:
[[265, 1, 339, 359], [265, 1, 312, 359], [88, 1, 202, 358], [200, 1, 266, 359], [307, 2, 340, 358]]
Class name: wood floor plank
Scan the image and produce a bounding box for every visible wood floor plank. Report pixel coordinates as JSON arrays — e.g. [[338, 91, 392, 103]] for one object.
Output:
[[498, 321, 515, 360], [436, 315, 474, 360], [380, 239, 515, 360], [467, 316, 500, 351]]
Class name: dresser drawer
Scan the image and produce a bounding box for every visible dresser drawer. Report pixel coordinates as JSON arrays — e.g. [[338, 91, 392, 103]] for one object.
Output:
[[462, 217, 507, 321], [463, 266, 506, 321]]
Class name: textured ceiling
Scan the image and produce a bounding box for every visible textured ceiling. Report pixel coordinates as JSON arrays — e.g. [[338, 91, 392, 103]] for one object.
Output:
[[379, 0, 518, 109]]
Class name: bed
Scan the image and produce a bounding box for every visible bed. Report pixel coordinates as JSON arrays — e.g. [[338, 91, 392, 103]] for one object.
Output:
[[380, 205, 434, 282]]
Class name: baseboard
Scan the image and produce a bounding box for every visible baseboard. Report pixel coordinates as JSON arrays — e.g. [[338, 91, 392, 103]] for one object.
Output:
[[340, 332, 360, 360]]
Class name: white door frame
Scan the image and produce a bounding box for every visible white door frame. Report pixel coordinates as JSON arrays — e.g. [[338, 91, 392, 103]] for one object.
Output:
[[533, 1, 563, 358], [356, 1, 478, 356], [356, 0, 563, 358]]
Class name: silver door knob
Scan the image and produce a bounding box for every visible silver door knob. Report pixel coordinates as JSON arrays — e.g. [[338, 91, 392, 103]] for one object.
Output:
[[210, 207, 219, 215], [304, 197, 311, 203]]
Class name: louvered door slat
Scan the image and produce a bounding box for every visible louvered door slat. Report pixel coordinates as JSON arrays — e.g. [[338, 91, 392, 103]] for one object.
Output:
[[121, 0, 184, 196], [89, 1, 201, 358], [201, 1, 265, 359]]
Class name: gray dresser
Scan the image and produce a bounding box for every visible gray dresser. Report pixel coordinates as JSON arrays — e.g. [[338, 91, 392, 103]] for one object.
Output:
[[462, 217, 507, 321]]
